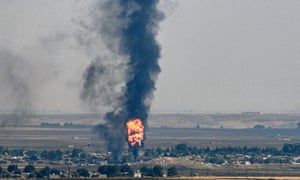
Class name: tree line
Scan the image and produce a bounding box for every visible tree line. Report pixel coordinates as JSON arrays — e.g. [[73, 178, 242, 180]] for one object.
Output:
[[144, 143, 300, 158]]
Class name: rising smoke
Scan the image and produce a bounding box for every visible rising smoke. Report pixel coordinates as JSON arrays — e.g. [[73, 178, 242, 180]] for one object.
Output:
[[81, 0, 164, 160], [0, 50, 34, 126]]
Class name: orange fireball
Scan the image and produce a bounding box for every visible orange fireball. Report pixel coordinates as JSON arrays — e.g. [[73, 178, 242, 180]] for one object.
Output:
[[126, 118, 144, 147]]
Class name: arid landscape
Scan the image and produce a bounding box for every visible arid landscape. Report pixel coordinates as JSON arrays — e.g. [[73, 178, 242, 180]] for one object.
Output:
[[1, 113, 300, 179], [1, 0, 300, 179]]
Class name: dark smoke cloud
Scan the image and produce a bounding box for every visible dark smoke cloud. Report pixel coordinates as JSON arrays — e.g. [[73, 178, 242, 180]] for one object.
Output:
[[81, 55, 127, 113], [81, 0, 164, 160], [0, 50, 35, 126]]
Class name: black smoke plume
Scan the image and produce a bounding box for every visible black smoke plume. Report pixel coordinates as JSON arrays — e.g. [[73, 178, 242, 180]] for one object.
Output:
[[81, 0, 164, 160]]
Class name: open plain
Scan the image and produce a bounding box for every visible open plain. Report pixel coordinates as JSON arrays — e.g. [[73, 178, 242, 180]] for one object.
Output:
[[1, 113, 300, 179]]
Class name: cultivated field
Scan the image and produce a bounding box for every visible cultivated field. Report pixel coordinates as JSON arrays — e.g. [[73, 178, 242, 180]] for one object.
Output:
[[1, 126, 300, 150]]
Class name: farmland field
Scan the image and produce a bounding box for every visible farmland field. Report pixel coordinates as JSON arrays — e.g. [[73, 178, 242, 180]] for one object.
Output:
[[1, 113, 300, 178], [1, 125, 300, 152]]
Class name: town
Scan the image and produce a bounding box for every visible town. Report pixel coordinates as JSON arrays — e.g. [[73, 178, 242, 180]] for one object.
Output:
[[1, 143, 300, 178]]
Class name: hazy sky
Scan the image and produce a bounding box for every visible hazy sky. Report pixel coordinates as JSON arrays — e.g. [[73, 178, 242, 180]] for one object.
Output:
[[0, 0, 300, 113]]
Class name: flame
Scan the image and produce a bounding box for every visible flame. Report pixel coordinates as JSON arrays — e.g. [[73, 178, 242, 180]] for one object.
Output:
[[126, 118, 144, 147]]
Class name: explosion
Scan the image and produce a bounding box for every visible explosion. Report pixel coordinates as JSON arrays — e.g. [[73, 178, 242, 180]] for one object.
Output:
[[81, 0, 164, 161], [126, 119, 144, 147]]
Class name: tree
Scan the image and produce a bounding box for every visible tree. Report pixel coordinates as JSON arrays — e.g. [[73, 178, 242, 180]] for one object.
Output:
[[77, 168, 89, 177], [152, 165, 163, 177], [98, 165, 108, 174], [27, 150, 38, 161], [9, 149, 24, 156], [7, 164, 18, 173], [167, 166, 178, 176], [48, 150, 63, 161], [144, 149, 154, 157], [40, 150, 63, 161], [175, 144, 189, 156], [38, 166, 51, 178], [282, 143, 300, 155], [26, 150, 37, 157], [106, 165, 120, 177], [14, 169, 21, 175], [120, 164, 134, 176], [27, 173, 36, 179], [71, 148, 82, 158], [24, 165, 35, 173], [40, 151, 48, 160], [253, 124, 265, 129], [51, 168, 60, 175], [29, 154, 38, 161], [98, 165, 121, 177], [140, 166, 153, 177]]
